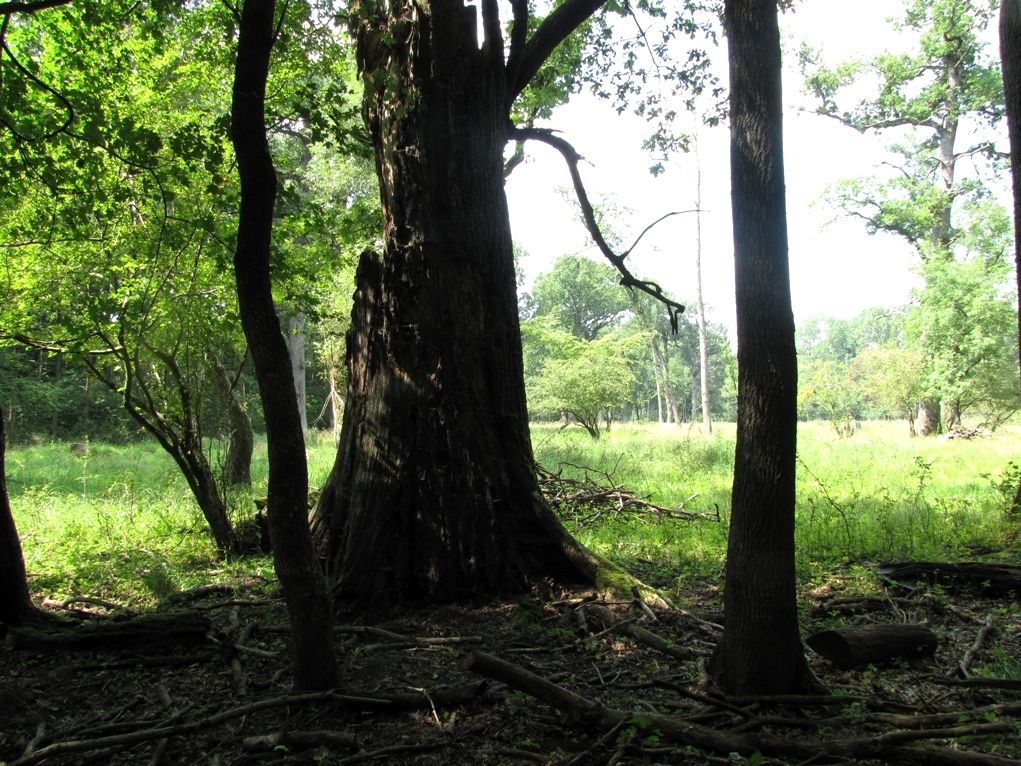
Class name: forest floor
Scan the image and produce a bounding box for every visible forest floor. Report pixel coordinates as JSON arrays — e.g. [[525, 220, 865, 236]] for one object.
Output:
[[2, 568, 1021, 766]]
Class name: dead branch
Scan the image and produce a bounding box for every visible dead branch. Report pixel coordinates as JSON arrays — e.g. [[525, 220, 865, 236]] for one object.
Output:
[[466, 651, 1020, 766], [583, 603, 700, 660], [537, 462, 717, 527], [10, 683, 486, 766], [241, 729, 359, 753], [959, 614, 996, 678]]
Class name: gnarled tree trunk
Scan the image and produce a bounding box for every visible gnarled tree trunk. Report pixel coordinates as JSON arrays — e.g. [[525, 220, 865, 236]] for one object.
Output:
[[310, 1, 603, 604]]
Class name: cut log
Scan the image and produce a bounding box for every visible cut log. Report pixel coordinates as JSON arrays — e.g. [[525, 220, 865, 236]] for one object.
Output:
[[878, 561, 1021, 596], [806, 624, 937, 668], [8, 612, 211, 652]]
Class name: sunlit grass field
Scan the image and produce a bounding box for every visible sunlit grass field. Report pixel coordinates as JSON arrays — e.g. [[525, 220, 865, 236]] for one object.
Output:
[[6, 421, 1019, 606]]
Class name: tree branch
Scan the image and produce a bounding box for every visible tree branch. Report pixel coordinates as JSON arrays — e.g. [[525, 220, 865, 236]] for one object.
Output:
[[0, 0, 70, 13], [505, 0, 528, 86], [509, 0, 605, 104], [512, 126, 685, 330]]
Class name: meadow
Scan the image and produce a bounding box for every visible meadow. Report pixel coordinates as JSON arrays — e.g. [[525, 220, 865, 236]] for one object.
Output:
[[6, 421, 1019, 607]]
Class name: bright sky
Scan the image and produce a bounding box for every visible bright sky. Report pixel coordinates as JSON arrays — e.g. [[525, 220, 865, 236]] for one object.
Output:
[[503, 0, 1005, 341]]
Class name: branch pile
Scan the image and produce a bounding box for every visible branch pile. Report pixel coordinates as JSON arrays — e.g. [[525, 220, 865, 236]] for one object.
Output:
[[537, 461, 719, 527]]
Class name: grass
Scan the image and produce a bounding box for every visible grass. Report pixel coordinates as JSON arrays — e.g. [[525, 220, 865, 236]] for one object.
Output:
[[5, 421, 1019, 606]]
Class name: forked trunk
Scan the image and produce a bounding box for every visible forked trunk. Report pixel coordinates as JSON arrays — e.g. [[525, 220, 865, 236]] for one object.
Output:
[[310, 1, 598, 604]]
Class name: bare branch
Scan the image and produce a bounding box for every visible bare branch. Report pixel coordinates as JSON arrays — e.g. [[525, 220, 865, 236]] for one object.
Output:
[[511, 126, 685, 330], [808, 108, 939, 133], [509, 0, 605, 104]]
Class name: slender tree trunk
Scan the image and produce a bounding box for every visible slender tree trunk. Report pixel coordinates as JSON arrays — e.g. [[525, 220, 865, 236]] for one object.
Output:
[[231, 0, 337, 691], [0, 403, 40, 625], [288, 310, 308, 434], [652, 344, 664, 424], [1001, 0, 1021, 514], [49, 351, 64, 437], [209, 352, 254, 487], [310, 1, 601, 604], [709, 0, 820, 695], [327, 366, 343, 445], [694, 138, 713, 435]]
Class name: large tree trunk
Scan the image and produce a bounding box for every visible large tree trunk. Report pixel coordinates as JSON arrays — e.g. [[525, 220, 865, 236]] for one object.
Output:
[[0, 402, 40, 625], [1000, 0, 1021, 515], [917, 400, 941, 436], [231, 0, 337, 691], [310, 1, 601, 605], [709, 0, 820, 695]]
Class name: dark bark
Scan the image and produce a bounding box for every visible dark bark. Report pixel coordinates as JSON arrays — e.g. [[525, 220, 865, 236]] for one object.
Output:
[[708, 0, 820, 694], [209, 352, 254, 487], [231, 0, 336, 690], [310, 1, 607, 604], [0, 404, 40, 625], [918, 400, 942, 436], [1000, 0, 1021, 515], [806, 624, 938, 668]]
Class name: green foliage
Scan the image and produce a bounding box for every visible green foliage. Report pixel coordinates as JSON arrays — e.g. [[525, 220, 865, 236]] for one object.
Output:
[[523, 254, 630, 340], [524, 319, 648, 438]]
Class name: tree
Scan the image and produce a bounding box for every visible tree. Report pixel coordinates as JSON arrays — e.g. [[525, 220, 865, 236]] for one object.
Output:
[[230, 0, 336, 691], [803, 0, 1007, 435], [0, 403, 40, 626], [1000, 0, 1021, 513], [852, 346, 925, 432], [525, 322, 647, 438], [526, 254, 630, 340], [307, 1, 707, 603], [708, 0, 820, 695]]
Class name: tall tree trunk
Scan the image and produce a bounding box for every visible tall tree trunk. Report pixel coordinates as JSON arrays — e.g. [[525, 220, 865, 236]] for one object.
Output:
[[1001, 0, 1021, 515], [310, 1, 602, 604], [0, 403, 40, 626], [917, 400, 941, 436], [652, 336, 679, 425], [694, 138, 713, 435], [209, 352, 254, 487], [709, 0, 820, 695], [231, 0, 337, 691], [288, 310, 308, 434], [652, 343, 664, 423], [49, 351, 64, 437]]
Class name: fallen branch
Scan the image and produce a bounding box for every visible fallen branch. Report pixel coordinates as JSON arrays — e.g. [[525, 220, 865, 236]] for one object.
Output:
[[242, 729, 359, 753], [959, 614, 995, 678], [466, 651, 1019, 766], [583, 603, 699, 660], [10, 682, 486, 766]]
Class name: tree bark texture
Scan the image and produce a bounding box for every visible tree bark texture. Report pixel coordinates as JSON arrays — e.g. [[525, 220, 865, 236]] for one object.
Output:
[[1000, 0, 1021, 514], [310, 1, 603, 604], [0, 402, 39, 625], [231, 0, 337, 690], [710, 0, 819, 695]]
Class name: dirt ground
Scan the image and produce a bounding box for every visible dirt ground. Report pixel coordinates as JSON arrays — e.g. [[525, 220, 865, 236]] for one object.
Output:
[[2, 571, 1020, 765]]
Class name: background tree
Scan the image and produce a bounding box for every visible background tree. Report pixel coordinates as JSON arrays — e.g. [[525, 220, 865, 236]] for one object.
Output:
[[802, 0, 1008, 434], [709, 0, 820, 695], [524, 254, 630, 340]]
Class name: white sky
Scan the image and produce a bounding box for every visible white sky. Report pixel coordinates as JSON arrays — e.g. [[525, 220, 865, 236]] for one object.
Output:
[[503, 0, 1006, 341]]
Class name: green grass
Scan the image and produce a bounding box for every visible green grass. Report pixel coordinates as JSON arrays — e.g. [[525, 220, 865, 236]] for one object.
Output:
[[6, 421, 1019, 606], [532, 420, 1020, 594]]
